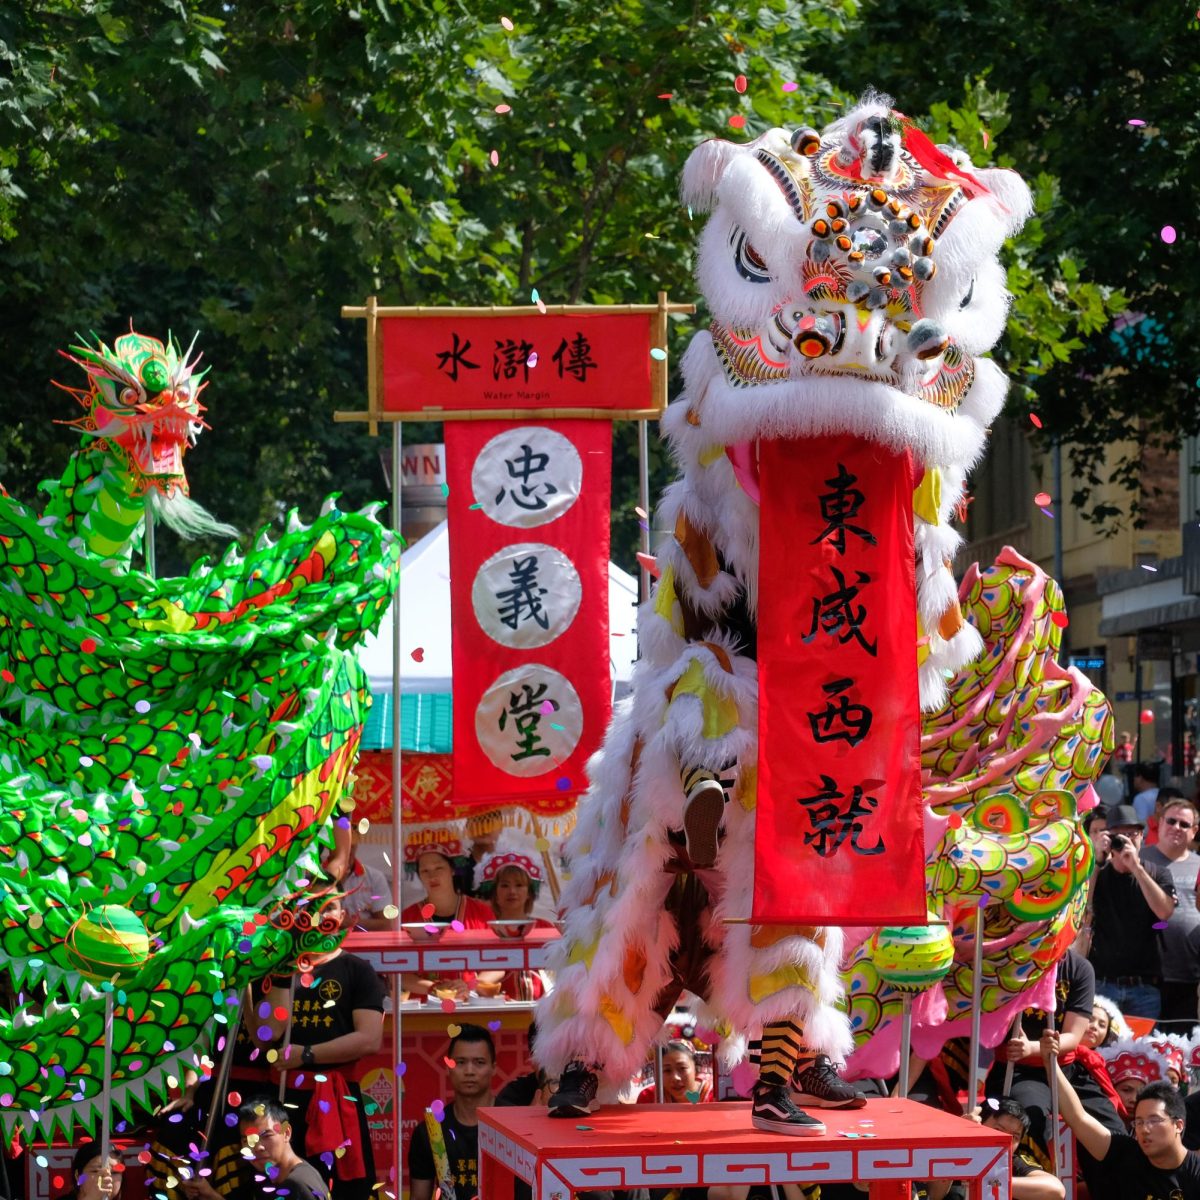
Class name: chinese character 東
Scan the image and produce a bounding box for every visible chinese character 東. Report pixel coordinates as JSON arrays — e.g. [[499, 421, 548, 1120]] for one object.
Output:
[[796, 774, 885, 857], [812, 463, 876, 555]]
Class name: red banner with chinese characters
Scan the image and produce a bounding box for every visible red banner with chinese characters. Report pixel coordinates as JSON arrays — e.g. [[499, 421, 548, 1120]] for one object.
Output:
[[753, 436, 924, 925], [381, 314, 654, 414], [445, 420, 612, 803]]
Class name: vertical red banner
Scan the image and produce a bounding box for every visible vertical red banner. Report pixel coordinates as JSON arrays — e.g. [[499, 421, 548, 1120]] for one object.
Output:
[[753, 435, 924, 925], [446, 420, 612, 804]]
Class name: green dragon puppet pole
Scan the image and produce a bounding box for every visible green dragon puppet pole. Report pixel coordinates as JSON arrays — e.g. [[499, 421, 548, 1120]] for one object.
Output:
[[100, 992, 115, 1161], [391, 422, 405, 1196]]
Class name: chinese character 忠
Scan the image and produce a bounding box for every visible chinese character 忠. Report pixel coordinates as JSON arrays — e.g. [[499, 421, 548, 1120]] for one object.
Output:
[[796, 774, 885, 857], [496, 443, 559, 512], [812, 464, 876, 555], [498, 682, 559, 761], [807, 677, 873, 747], [552, 332, 597, 383], [435, 332, 480, 383], [495, 555, 550, 631]]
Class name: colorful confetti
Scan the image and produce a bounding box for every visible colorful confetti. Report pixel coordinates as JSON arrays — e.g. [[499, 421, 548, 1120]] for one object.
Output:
[[650, 347, 667, 360], [1033, 491, 1052, 507], [1128, 118, 1146, 126], [1029, 413, 1043, 429], [1049, 611, 1069, 629], [411, 647, 425, 662], [494, 104, 512, 115], [728, 114, 746, 130], [500, 16, 514, 30], [734, 74, 747, 93], [489, 150, 499, 166], [782, 81, 799, 93], [373, 153, 389, 162], [1162, 225, 1178, 244]]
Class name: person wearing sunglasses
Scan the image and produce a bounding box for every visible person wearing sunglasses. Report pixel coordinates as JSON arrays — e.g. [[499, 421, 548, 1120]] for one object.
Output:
[[1046, 1029, 1200, 1197], [1142, 797, 1200, 1030]]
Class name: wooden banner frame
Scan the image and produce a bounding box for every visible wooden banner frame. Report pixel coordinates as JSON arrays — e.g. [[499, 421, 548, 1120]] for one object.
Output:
[[337, 293, 694, 436]]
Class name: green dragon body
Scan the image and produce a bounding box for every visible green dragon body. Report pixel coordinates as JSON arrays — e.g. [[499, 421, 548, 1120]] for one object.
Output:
[[0, 332, 399, 1137]]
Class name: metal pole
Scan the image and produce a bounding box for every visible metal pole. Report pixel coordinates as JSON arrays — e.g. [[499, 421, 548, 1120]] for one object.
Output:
[[654, 1043, 665, 1103], [966, 904, 985, 1112], [390, 422, 405, 1200], [143, 503, 157, 578], [1002, 1011, 1021, 1095], [100, 991, 115, 1163], [637, 420, 651, 605], [203, 988, 250, 1145], [898, 992, 913, 1098], [277, 976, 296, 1101], [1047, 1051, 1061, 1180]]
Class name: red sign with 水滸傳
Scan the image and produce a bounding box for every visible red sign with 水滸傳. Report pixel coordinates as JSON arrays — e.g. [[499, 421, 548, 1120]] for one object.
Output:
[[380, 314, 654, 414], [753, 435, 925, 925], [446, 419, 612, 805]]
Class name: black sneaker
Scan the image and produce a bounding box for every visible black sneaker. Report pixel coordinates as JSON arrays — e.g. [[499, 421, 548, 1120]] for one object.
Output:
[[751, 1083, 826, 1135], [548, 1061, 598, 1117], [793, 1055, 867, 1109]]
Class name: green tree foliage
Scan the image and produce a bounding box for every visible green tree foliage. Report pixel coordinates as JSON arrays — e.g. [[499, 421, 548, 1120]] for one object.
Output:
[[820, 1, 1196, 526], [0, 0, 1134, 574]]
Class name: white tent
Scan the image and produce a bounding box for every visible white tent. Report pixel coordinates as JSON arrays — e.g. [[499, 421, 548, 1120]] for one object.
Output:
[[358, 520, 640, 697]]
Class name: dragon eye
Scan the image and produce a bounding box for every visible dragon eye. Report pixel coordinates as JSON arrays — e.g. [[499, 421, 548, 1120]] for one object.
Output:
[[733, 229, 771, 284], [959, 276, 975, 309], [120, 387, 138, 406]]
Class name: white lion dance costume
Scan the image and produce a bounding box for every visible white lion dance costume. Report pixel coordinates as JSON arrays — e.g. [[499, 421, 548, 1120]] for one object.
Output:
[[536, 95, 1034, 1133]]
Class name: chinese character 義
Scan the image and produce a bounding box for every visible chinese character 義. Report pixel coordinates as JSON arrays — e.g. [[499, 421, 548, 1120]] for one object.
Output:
[[495, 555, 550, 631]]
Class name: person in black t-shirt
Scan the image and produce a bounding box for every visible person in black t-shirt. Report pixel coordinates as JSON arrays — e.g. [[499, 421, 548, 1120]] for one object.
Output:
[[1049, 1039, 1200, 1199], [409, 1024, 496, 1200], [985, 949, 1106, 1158], [1088, 805, 1177, 1020]]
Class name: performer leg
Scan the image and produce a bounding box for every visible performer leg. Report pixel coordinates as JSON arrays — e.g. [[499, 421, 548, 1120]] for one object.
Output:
[[679, 762, 732, 868], [750, 1021, 834, 1136]]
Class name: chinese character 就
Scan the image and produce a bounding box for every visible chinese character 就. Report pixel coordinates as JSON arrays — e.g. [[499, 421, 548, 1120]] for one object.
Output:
[[493, 337, 535, 384], [495, 443, 559, 512], [796, 774, 885, 857], [435, 332, 480, 383], [812, 463, 876, 555], [552, 332, 598, 383], [495, 555, 550, 631], [807, 677, 873, 747], [804, 565, 877, 655], [498, 682, 559, 761]]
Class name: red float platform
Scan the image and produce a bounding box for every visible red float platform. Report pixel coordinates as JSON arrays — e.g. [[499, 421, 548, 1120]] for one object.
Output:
[[479, 1099, 1013, 1200]]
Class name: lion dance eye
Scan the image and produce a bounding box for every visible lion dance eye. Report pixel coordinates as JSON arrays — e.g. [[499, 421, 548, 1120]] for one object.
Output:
[[733, 230, 771, 284], [120, 387, 138, 406]]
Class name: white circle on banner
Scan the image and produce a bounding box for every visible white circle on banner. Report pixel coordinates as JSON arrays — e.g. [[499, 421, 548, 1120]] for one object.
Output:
[[471, 426, 582, 528], [474, 664, 583, 777], [472, 543, 582, 650]]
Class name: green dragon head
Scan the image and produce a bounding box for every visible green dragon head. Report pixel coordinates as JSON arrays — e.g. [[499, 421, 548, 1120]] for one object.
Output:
[[57, 331, 209, 498]]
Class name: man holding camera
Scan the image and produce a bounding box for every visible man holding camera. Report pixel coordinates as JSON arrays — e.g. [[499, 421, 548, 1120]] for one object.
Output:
[[1088, 804, 1178, 1020]]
